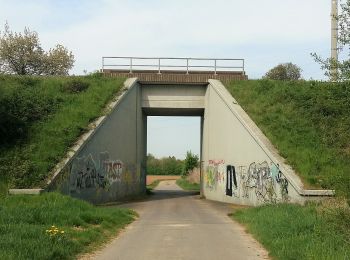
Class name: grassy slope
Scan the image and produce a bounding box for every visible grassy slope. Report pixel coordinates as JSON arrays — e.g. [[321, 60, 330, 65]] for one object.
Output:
[[226, 80, 350, 198], [232, 203, 350, 260], [227, 80, 350, 259], [0, 192, 135, 260], [176, 178, 200, 191], [147, 179, 161, 190], [0, 75, 125, 188]]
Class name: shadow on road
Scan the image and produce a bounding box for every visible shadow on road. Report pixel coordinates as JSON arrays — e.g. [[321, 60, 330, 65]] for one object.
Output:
[[147, 189, 200, 201], [100, 183, 200, 208]]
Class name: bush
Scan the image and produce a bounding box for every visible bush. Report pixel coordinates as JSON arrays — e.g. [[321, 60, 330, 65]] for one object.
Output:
[[61, 79, 90, 94], [264, 63, 302, 80], [182, 151, 199, 177], [0, 76, 60, 144]]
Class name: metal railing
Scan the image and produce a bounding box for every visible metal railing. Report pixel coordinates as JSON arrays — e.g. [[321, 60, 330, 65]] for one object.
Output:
[[101, 56, 245, 75]]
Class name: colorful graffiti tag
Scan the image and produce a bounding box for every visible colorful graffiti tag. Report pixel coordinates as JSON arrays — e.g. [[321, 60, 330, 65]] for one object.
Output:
[[206, 160, 289, 203], [205, 160, 225, 190], [234, 161, 289, 202], [70, 152, 124, 192]]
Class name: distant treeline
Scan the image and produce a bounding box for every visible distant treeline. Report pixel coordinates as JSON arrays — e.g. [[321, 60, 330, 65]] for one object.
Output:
[[146, 154, 184, 175]]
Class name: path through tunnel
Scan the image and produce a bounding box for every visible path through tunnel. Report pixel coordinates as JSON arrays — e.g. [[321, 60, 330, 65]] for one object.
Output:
[[146, 116, 202, 197]]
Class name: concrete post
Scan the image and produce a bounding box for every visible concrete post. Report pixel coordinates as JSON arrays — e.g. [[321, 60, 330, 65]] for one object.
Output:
[[331, 0, 338, 81]]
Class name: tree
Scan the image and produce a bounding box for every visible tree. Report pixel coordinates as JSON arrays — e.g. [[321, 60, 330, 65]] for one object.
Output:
[[264, 63, 302, 80], [182, 151, 199, 177], [312, 0, 350, 81], [43, 44, 75, 75], [0, 23, 74, 75], [146, 154, 184, 175]]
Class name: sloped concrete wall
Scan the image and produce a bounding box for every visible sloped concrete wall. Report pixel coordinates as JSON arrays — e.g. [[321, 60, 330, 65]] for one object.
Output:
[[45, 78, 332, 205], [201, 80, 333, 206], [49, 78, 146, 204]]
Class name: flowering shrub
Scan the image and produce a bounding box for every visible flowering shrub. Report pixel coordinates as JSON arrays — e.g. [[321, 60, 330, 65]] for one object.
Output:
[[45, 225, 65, 239]]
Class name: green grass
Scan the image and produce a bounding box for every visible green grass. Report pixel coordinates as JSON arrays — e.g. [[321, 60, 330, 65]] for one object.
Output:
[[226, 80, 350, 199], [0, 74, 125, 188], [0, 192, 135, 260], [0, 178, 8, 199], [146, 179, 160, 195], [232, 202, 350, 260], [146, 180, 161, 191], [176, 178, 200, 191]]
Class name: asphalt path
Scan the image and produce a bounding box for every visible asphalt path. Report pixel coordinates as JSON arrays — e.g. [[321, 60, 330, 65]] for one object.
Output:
[[84, 180, 269, 260]]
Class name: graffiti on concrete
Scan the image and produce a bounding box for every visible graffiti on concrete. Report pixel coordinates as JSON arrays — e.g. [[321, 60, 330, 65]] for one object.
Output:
[[70, 155, 99, 190], [245, 162, 278, 202], [232, 161, 289, 202], [205, 160, 225, 190], [100, 152, 123, 183], [226, 165, 238, 197], [70, 152, 124, 192], [206, 160, 289, 203]]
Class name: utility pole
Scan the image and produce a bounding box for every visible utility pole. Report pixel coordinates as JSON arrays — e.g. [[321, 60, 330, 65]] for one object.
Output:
[[331, 0, 338, 81]]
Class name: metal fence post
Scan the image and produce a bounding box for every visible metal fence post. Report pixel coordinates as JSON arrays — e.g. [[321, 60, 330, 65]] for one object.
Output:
[[158, 58, 161, 74], [186, 59, 189, 74], [214, 59, 217, 75], [102, 57, 104, 72], [130, 58, 133, 74]]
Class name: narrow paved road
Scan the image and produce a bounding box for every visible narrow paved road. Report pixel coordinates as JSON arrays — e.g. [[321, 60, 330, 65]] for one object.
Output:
[[86, 180, 269, 260]]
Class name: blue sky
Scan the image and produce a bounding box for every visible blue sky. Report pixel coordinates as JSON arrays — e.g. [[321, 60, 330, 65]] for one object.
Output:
[[147, 117, 201, 159], [0, 0, 334, 158]]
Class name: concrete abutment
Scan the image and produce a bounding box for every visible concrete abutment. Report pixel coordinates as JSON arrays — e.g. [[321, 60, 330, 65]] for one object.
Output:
[[44, 78, 333, 205]]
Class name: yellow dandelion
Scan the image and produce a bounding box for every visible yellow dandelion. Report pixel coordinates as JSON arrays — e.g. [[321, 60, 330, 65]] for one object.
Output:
[[61, 231, 65, 234]]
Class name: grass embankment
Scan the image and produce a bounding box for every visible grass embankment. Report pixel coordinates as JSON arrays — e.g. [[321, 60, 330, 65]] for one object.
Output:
[[226, 80, 350, 198], [227, 80, 350, 259], [0, 74, 125, 188], [147, 179, 160, 190], [146, 180, 161, 193], [176, 178, 200, 191], [0, 192, 135, 259], [232, 202, 350, 259]]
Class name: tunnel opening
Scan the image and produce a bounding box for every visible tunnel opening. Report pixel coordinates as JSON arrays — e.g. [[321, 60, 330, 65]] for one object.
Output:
[[145, 116, 203, 195]]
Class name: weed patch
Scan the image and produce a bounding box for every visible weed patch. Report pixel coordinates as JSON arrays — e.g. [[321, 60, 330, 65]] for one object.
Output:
[[176, 178, 200, 191], [232, 201, 350, 259], [0, 192, 135, 260], [61, 79, 90, 94], [147, 179, 161, 191]]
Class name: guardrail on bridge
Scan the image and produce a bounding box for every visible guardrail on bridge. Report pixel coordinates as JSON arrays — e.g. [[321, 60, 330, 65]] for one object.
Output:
[[101, 56, 247, 83]]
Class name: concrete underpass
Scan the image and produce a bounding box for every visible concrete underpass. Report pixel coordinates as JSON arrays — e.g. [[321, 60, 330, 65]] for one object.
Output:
[[48, 77, 332, 206]]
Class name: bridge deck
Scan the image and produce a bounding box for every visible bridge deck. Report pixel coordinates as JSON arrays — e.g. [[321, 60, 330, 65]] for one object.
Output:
[[101, 57, 248, 83], [103, 69, 247, 83]]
